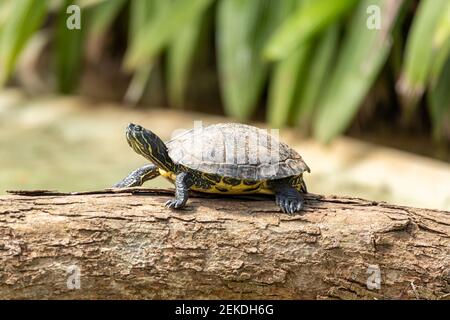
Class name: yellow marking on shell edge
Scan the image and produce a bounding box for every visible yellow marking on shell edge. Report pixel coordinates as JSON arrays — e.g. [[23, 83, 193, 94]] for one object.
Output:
[[206, 179, 274, 195], [158, 169, 274, 195]]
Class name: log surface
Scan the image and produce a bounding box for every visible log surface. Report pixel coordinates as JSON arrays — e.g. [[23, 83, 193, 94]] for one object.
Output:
[[0, 188, 449, 299]]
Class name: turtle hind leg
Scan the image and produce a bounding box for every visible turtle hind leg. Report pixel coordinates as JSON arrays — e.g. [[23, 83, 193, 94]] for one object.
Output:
[[275, 188, 305, 214], [112, 164, 160, 188], [269, 179, 305, 214], [165, 172, 194, 209]]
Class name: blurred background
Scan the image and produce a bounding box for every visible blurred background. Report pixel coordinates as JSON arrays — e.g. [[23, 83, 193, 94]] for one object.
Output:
[[0, 0, 449, 210]]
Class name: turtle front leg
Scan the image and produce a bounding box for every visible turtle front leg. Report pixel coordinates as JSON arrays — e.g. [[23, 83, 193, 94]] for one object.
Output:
[[165, 172, 194, 209], [112, 164, 160, 188], [269, 179, 305, 214]]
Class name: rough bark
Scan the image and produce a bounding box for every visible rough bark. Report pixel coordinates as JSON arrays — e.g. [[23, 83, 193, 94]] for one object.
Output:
[[0, 188, 449, 300]]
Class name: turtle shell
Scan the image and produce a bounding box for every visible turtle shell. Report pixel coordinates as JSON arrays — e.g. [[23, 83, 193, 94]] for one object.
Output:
[[166, 123, 310, 180]]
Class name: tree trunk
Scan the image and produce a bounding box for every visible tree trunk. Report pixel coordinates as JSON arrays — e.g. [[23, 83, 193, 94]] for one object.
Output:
[[0, 188, 449, 300]]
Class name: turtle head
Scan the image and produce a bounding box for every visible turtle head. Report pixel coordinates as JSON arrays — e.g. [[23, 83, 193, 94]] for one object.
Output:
[[125, 123, 175, 172]]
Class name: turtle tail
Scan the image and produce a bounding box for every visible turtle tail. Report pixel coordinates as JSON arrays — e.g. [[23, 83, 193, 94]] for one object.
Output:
[[126, 123, 176, 172]]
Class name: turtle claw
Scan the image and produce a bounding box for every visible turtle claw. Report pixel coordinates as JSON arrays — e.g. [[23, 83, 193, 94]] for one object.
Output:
[[275, 194, 304, 215], [275, 197, 281, 209], [289, 202, 297, 214], [164, 199, 186, 209]]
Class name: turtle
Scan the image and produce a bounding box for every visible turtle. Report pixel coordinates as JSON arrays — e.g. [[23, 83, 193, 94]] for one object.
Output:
[[113, 123, 310, 214]]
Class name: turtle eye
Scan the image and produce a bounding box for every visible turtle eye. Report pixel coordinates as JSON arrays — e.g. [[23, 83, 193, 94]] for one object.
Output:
[[135, 125, 142, 132]]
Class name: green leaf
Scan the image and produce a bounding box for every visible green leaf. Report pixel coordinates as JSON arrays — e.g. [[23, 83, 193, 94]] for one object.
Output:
[[428, 56, 450, 140], [0, 1, 14, 30], [429, 2, 450, 85], [264, 0, 357, 61], [398, 0, 449, 112], [55, 0, 85, 93], [124, 64, 154, 105], [167, 5, 206, 108], [124, 0, 167, 104], [77, 0, 109, 8], [294, 24, 339, 129], [313, 0, 403, 143], [266, 0, 314, 127], [217, 0, 288, 120], [0, 0, 48, 85], [88, 0, 126, 37], [124, 0, 213, 70], [267, 45, 311, 127], [128, 0, 164, 43]]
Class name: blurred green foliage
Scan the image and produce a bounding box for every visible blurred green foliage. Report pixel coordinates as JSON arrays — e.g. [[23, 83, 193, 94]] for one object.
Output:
[[0, 0, 450, 142]]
